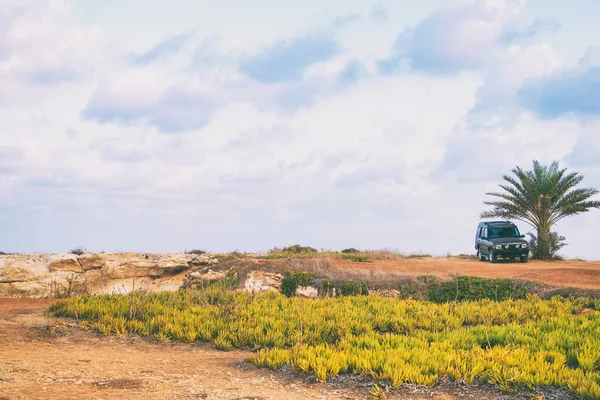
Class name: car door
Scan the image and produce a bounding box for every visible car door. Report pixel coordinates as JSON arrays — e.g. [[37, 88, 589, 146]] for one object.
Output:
[[479, 227, 489, 255]]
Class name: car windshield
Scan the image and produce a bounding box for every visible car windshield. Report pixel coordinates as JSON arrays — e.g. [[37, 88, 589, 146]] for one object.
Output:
[[488, 226, 520, 239]]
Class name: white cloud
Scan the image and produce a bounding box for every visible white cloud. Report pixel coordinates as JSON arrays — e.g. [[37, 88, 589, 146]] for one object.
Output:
[[0, 0, 102, 102]]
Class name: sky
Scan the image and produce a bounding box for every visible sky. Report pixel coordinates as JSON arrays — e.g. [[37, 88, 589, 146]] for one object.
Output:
[[1, 0, 600, 259]]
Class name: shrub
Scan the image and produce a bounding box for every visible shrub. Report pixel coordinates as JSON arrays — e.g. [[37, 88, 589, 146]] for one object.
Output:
[[341, 254, 372, 263], [281, 244, 318, 254], [280, 272, 316, 297], [407, 252, 432, 258], [427, 276, 533, 303], [216, 251, 243, 262], [338, 282, 368, 296], [341, 248, 360, 254], [185, 249, 207, 255], [70, 246, 87, 255]]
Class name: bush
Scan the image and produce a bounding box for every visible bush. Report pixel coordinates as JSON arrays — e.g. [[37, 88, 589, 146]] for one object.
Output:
[[341, 254, 372, 263], [427, 276, 533, 303], [338, 282, 368, 296], [185, 249, 207, 255], [280, 272, 316, 297], [281, 244, 318, 254], [210, 271, 239, 290], [341, 248, 359, 254], [70, 246, 87, 256]]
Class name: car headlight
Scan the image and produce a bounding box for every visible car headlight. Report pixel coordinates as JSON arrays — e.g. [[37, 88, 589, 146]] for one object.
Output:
[[523, 243, 529, 248]]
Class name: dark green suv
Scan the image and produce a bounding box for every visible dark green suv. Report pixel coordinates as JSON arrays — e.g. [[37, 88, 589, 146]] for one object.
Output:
[[475, 221, 529, 263]]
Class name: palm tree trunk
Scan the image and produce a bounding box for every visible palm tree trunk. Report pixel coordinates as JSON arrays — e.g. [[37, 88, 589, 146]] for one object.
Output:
[[537, 228, 551, 260]]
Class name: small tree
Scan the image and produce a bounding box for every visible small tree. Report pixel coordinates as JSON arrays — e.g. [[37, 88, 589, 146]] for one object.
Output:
[[481, 160, 600, 260]]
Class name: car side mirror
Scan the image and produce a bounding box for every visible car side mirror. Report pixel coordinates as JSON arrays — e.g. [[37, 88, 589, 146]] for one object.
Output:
[[520, 235, 525, 238]]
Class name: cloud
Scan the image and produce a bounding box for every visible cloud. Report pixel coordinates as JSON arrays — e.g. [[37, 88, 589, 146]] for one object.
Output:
[[501, 18, 561, 42], [337, 58, 367, 85], [371, 6, 388, 25], [468, 43, 561, 126], [130, 31, 194, 65], [519, 47, 600, 118], [378, 0, 524, 75], [565, 124, 600, 168], [0, 145, 25, 175], [83, 67, 274, 133], [331, 13, 361, 28], [0, 0, 101, 101], [433, 114, 581, 184], [239, 33, 340, 83]]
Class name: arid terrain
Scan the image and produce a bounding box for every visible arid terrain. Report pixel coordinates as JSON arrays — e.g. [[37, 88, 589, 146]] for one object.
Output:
[[1, 256, 597, 399], [333, 257, 600, 290]]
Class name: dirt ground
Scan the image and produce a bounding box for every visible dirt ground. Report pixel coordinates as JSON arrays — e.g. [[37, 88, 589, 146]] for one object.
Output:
[[334, 257, 600, 290], [0, 299, 548, 400]]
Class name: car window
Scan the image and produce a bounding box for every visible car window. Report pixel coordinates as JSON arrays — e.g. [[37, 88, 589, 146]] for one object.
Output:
[[488, 226, 519, 238]]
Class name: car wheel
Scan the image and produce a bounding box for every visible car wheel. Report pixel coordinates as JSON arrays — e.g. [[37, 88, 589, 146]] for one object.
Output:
[[489, 251, 497, 263], [477, 249, 485, 261], [520, 255, 528, 263]]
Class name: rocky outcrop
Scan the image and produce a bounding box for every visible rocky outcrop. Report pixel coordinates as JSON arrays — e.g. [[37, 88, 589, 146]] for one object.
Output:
[[0, 252, 218, 298], [243, 270, 283, 293], [296, 285, 319, 298]]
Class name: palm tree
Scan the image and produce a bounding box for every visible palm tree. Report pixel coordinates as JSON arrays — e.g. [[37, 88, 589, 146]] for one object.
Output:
[[481, 160, 600, 260]]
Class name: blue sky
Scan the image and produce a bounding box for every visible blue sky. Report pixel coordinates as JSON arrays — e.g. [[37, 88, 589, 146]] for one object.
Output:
[[1, 0, 600, 258]]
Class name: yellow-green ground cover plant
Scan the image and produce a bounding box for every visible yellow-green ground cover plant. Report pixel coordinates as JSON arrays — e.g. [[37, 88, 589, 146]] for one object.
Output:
[[49, 289, 600, 399]]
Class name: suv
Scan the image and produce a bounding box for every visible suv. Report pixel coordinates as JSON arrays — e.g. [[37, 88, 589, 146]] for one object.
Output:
[[475, 221, 529, 263]]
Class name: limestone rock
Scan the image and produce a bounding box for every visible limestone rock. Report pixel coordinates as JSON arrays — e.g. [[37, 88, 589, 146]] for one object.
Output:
[[187, 268, 229, 282], [296, 285, 319, 298], [0, 256, 50, 283], [244, 270, 283, 293], [78, 254, 106, 271], [101, 253, 195, 279], [49, 254, 83, 273]]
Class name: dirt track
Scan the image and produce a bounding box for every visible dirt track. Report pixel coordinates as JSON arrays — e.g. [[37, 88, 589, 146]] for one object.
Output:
[[334, 258, 600, 290], [0, 299, 534, 400]]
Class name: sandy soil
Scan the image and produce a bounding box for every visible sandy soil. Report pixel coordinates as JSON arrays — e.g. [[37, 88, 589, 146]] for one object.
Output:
[[0, 299, 538, 400], [334, 258, 600, 290]]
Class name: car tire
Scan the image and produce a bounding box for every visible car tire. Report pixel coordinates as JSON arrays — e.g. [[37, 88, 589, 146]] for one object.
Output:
[[520, 255, 528, 263], [489, 251, 497, 264], [477, 249, 485, 261]]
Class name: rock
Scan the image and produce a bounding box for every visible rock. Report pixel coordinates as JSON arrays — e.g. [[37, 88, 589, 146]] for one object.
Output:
[[45, 271, 87, 297], [101, 253, 195, 279], [244, 270, 283, 293], [78, 254, 106, 271], [187, 268, 228, 281], [296, 285, 319, 298], [102, 259, 157, 279], [0, 256, 50, 283], [295, 286, 317, 298], [83, 269, 105, 294], [49, 254, 83, 273]]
